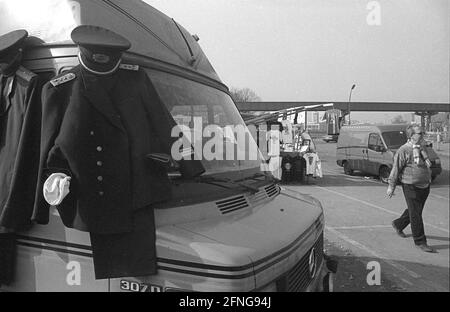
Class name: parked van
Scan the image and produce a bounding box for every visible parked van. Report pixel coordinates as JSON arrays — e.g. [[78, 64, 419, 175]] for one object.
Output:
[[336, 124, 442, 183], [0, 0, 334, 292]]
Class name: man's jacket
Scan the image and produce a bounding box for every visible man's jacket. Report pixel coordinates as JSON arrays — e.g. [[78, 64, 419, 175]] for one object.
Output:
[[0, 66, 40, 231], [33, 64, 204, 234], [388, 142, 432, 189]]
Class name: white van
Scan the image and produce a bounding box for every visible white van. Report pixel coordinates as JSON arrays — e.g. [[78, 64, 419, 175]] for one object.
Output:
[[0, 0, 334, 292], [336, 124, 442, 183]]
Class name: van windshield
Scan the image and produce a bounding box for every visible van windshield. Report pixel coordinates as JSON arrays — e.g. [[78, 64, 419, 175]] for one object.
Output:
[[382, 131, 407, 149], [146, 69, 264, 177]]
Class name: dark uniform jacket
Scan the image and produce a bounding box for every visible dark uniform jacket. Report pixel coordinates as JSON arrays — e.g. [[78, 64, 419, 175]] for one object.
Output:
[[0, 66, 40, 231], [33, 64, 204, 234], [0, 66, 40, 285]]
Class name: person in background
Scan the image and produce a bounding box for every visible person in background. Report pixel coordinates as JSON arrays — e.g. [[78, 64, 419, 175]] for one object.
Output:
[[267, 122, 282, 180], [387, 124, 435, 253]]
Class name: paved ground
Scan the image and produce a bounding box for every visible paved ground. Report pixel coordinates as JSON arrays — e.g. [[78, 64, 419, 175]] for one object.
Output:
[[434, 142, 450, 158], [282, 140, 449, 292]]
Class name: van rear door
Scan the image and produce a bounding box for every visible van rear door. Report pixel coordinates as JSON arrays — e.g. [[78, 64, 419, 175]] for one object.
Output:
[[348, 130, 368, 171], [366, 133, 384, 174]]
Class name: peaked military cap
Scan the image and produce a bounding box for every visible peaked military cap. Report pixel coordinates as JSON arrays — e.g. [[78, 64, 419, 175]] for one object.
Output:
[[71, 25, 131, 74], [0, 29, 28, 59]]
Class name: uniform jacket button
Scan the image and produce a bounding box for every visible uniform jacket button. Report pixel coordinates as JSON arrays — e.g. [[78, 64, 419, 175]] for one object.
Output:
[[97, 176, 103, 182], [97, 161, 103, 166], [98, 191, 104, 196], [96, 146, 103, 152], [90, 131, 95, 136]]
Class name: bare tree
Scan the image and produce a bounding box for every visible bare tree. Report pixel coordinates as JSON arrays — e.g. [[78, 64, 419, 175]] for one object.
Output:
[[391, 114, 408, 124], [431, 112, 449, 131], [229, 87, 261, 102]]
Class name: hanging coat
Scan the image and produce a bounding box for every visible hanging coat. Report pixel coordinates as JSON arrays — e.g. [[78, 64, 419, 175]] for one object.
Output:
[[33, 64, 204, 278], [0, 66, 40, 285], [0, 66, 40, 230], [34, 64, 204, 232]]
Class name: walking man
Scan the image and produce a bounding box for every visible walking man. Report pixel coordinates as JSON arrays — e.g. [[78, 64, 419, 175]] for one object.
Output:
[[387, 124, 435, 253]]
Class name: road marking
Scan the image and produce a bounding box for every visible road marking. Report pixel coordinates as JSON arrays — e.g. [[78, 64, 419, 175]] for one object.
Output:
[[323, 169, 353, 177], [323, 169, 450, 195], [325, 226, 421, 279], [400, 278, 413, 286], [326, 226, 449, 291], [429, 193, 450, 201], [315, 185, 450, 234], [329, 225, 391, 230]]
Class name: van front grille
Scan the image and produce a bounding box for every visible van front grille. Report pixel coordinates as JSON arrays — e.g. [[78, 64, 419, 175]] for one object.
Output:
[[285, 233, 324, 292]]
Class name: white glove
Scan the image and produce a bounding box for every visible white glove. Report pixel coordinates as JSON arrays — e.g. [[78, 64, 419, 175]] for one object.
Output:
[[43, 173, 71, 205]]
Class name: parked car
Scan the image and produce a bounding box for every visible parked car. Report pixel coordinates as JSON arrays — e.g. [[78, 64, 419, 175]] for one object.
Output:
[[336, 124, 442, 183]]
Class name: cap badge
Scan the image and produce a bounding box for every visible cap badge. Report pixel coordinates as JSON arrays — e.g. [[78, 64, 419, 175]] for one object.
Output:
[[92, 54, 110, 64]]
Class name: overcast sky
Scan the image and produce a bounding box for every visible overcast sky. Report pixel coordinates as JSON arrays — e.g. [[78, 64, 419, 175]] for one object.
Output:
[[144, 0, 448, 112]]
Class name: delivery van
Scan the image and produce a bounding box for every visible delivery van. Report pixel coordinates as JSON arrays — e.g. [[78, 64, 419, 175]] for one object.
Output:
[[336, 124, 442, 183], [0, 0, 335, 292]]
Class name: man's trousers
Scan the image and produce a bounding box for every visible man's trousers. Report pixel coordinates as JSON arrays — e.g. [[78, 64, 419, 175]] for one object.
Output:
[[393, 184, 430, 245]]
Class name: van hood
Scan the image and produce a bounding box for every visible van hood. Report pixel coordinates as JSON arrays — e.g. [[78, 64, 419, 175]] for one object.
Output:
[[175, 192, 322, 261], [156, 187, 324, 288]]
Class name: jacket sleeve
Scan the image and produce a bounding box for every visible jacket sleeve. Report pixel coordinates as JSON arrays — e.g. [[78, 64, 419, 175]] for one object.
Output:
[[32, 82, 72, 224], [388, 148, 406, 190], [0, 76, 41, 231], [141, 72, 205, 178]]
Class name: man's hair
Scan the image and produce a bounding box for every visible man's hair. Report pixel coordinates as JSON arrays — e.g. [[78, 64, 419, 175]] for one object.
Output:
[[405, 124, 423, 139]]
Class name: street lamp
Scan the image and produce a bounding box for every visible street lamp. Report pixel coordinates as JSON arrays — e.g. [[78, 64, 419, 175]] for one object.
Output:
[[348, 84, 356, 125]]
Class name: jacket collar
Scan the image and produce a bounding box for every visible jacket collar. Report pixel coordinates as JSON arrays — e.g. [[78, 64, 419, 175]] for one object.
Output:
[[0, 74, 15, 115], [78, 68, 126, 133]]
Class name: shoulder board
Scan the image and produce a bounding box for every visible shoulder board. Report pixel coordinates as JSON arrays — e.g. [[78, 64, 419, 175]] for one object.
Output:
[[50, 73, 76, 87], [16, 66, 37, 83], [119, 63, 139, 71]]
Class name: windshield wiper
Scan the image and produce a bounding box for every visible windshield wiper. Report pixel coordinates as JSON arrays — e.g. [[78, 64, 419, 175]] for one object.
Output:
[[195, 176, 260, 194]]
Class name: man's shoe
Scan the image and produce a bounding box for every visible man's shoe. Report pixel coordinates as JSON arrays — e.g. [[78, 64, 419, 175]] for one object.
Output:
[[415, 243, 435, 253], [392, 221, 407, 238]]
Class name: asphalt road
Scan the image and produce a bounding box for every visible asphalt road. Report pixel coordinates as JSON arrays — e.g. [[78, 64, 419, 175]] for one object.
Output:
[[283, 141, 449, 292]]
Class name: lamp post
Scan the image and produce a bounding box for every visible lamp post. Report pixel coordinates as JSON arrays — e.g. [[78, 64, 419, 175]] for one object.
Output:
[[348, 84, 356, 125]]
